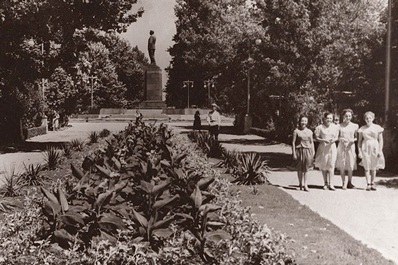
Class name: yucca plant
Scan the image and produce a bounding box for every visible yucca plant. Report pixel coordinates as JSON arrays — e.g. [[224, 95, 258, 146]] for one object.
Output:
[[0, 164, 25, 197], [71, 138, 85, 151], [22, 163, 46, 186], [89, 131, 100, 144], [62, 144, 73, 158], [99, 128, 111, 138], [216, 149, 238, 172], [43, 146, 62, 170], [232, 152, 270, 185]]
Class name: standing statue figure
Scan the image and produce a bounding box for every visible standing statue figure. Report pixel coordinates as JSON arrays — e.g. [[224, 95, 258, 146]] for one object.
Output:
[[148, 30, 156, 65]]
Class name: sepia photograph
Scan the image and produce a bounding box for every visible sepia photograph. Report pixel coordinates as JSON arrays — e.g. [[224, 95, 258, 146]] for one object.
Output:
[[0, 0, 397, 264]]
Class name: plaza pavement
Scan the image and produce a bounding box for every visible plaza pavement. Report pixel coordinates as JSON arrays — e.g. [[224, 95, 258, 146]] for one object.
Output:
[[0, 121, 397, 263]]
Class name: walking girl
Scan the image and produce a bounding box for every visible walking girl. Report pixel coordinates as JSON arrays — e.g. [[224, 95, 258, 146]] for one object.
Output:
[[336, 109, 359, 190], [358, 111, 385, 191], [314, 112, 339, 190], [292, 116, 315, 191]]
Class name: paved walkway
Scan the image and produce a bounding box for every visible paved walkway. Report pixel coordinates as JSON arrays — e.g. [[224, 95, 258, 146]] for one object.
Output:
[[0, 121, 397, 263], [218, 132, 398, 264]]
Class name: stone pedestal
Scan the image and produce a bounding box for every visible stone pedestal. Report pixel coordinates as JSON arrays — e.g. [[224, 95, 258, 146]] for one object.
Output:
[[140, 64, 166, 109], [243, 114, 252, 134]]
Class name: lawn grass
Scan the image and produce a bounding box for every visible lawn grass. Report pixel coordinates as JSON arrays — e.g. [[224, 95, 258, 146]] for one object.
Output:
[[214, 166, 395, 265]]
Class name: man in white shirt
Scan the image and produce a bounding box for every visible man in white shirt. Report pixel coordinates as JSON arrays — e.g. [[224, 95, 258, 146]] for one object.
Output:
[[207, 103, 221, 141]]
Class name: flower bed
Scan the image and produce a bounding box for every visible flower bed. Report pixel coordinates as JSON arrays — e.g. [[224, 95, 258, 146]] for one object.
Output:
[[0, 121, 293, 264]]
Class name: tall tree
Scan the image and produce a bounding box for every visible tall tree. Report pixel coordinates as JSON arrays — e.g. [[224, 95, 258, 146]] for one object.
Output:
[[0, 0, 143, 141]]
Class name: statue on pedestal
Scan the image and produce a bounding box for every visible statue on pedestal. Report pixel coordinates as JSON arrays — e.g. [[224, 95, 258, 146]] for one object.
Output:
[[148, 30, 156, 65]]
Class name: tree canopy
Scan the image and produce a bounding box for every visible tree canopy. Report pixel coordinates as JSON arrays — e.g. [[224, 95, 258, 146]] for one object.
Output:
[[0, 0, 146, 141], [167, 0, 388, 138]]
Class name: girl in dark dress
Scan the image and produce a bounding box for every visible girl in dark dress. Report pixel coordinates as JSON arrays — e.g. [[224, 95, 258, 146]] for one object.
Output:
[[292, 116, 315, 191]]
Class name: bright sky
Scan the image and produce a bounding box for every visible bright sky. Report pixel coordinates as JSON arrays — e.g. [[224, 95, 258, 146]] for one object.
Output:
[[121, 0, 177, 91]]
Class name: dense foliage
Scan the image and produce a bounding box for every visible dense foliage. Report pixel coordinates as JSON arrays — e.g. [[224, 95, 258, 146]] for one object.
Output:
[[0, 0, 146, 141], [0, 121, 293, 264], [166, 0, 387, 138]]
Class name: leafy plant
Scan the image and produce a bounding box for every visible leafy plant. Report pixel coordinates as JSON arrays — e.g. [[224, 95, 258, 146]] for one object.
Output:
[[71, 138, 85, 151], [43, 146, 62, 170], [232, 152, 270, 185], [62, 144, 73, 158], [0, 198, 19, 213], [0, 164, 25, 197], [99, 128, 111, 138], [89, 131, 100, 144], [22, 163, 46, 186], [216, 149, 239, 173]]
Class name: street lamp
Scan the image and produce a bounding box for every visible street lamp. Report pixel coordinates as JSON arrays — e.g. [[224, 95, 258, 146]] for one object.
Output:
[[243, 38, 262, 134], [204, 79, 215, 107], [183, 80, 194, 109], [88, 75, 98, 109]]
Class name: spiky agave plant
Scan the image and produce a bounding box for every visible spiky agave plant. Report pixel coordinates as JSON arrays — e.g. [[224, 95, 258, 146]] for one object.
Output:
[[0, 164, 25, 197], [232, 152, 270, 185], [22, 163, 46, 186], [70, 138, 85, 151], [89, 131, 100, 144], [43, 146, 62, 170], [62, 144, 73, 158]]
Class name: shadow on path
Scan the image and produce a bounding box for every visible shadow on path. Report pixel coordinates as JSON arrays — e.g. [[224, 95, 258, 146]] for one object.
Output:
[[0, 141, 67, 154]]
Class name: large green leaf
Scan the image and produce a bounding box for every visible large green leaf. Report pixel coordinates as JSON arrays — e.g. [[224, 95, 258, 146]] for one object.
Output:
[[43, 200, 61, 218], [153, 215, 175, 229], [153, 194, 179, 210], [151, 180, 170, 196], [54, 229, 75, 243], [95, 165, 112, 178], [41, 187, 59, 206], [70, 163, 84, 180], [132, 209, 148, 228], [190, 185, 202, 209], [57, 188, 69, 213], [197, 177, 215, 190], [94, 190, 113, 212], [139, 180, 153, 194], [205, 230, 232, 243], [152, 228, 173, 238], [59, 212, 84, 227]]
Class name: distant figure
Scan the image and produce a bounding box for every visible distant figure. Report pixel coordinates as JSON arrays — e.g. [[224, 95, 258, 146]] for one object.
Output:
[[193, 111, 201, 130], [53, 111, 60, 131], [207, 103, 221, 141], [136, 109, 143, 123], [148, 30, 156, 64], [333, 115, 340, 125]]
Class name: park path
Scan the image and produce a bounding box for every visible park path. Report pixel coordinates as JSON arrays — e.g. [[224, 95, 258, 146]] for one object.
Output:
[[219, 133, 398, 264], [0, 121, 397, 263]]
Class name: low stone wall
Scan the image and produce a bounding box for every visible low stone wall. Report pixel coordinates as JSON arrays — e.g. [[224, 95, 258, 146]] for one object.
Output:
[[23, 125, 47, 140], [99, 108, 127, 116], [163, 108, 209, 115]]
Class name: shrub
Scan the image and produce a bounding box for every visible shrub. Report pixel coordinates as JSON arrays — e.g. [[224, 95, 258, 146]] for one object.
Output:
[[0, 164, 25, 197], [88, 131, 100, 144], [217, 149, 239, 173], [187, 130, 224, 158], [70, 138, 85, 151], [21, 163, 46, 186], [232, 152, 270, 185], [99, 128, 111, 138], [62, 144, 73, 158], [43, 146, 62, 170]]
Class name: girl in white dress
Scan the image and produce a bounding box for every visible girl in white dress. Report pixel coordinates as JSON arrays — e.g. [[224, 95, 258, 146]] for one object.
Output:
[[336, 109, 359, 190], [358, 111, 385, 191], [314, 112, 339, 190]]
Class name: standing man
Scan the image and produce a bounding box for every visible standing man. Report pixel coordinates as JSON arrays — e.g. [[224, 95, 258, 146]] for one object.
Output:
[[148, 30, 156, 65], [207, 103, 221, 141]]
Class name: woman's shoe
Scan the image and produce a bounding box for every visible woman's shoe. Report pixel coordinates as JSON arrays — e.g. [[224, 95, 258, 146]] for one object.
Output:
[[303, 186, 309, 192], [366, 184, 371, 191], [323, 185, 328, 190], [370, 184, 377, 191], [329, 185, 336, 191], [347, 182, 356, 189]]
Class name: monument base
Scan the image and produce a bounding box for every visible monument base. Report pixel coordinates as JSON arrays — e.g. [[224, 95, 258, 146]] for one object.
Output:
[[139, 100, 166, 109]]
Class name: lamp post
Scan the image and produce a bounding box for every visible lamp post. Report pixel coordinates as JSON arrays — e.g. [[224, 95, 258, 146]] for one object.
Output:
[[88, 75, 98, 109], [243, 38, 262, 134], [183, 80, 194, 109], [384, 0, 392, 126], [204, 79, 215, 107]]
